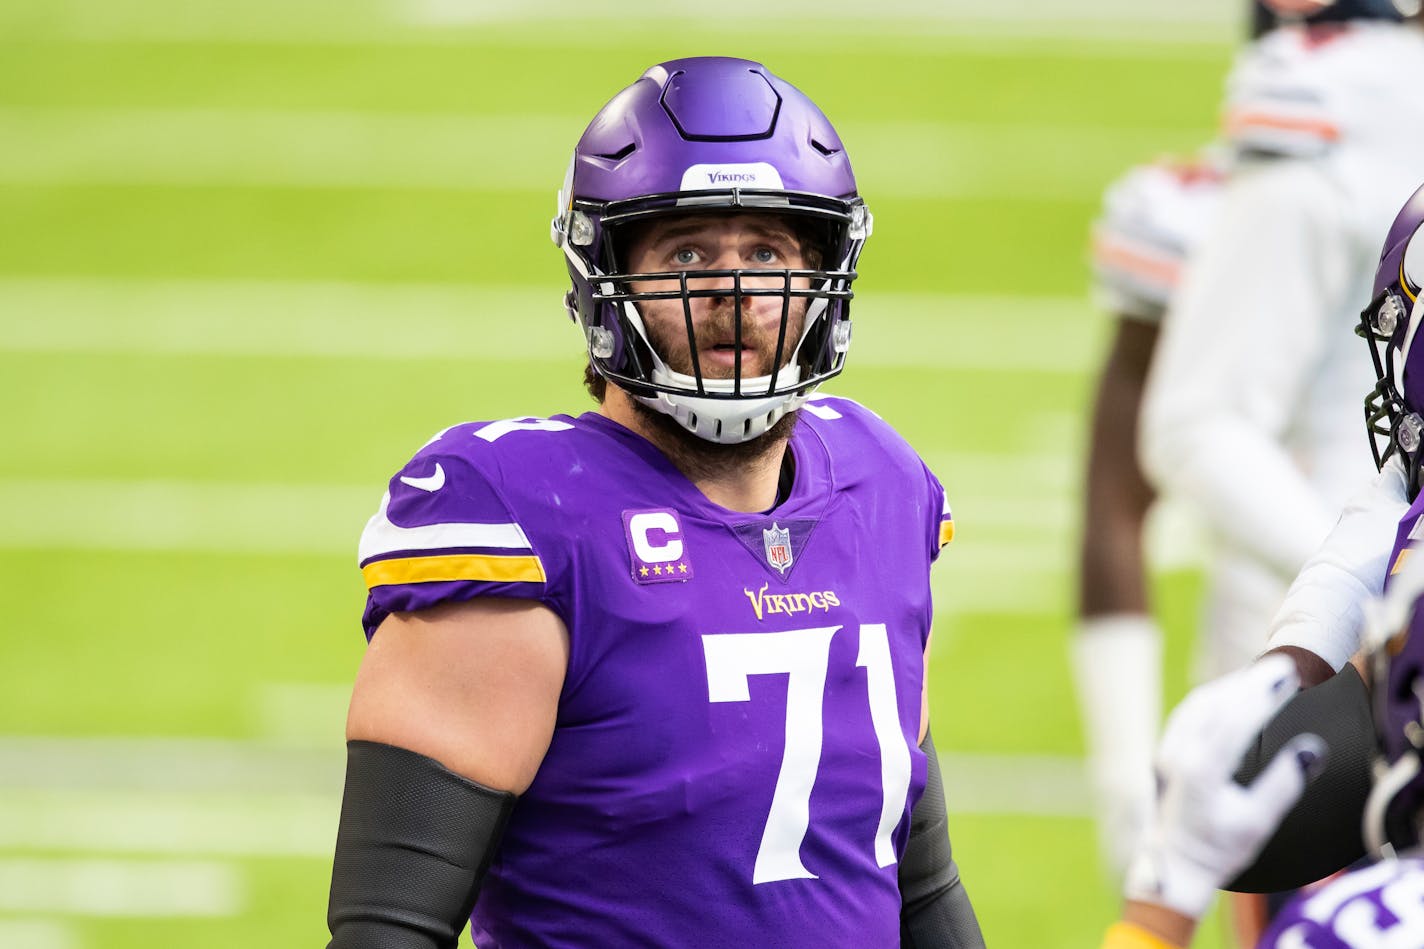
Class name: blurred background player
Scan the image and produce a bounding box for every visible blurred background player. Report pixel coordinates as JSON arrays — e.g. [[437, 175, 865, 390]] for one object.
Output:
[[1076, 0, 1424, 917], [1074, 149, 1224, 880], [1100, 172, 1424, 949], [1140, 0, 1424, 688]]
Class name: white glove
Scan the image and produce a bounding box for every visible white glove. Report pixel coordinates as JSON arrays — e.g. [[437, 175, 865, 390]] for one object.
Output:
[[1123, 655, 1327, 919]]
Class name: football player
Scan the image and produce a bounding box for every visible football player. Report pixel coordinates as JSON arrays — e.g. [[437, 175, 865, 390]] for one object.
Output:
[[1099, 177, 1424, 949], [1075, 150, 1224, 879], [325, 58, 985, 948], [1097, 545, 1424, 948], [1139, 0, 1424, 692], [1072, 0, 1402, 883]]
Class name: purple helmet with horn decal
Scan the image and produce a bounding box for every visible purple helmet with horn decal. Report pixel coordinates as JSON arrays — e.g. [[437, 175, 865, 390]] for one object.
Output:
[[550, 57, 871, 445], [1361, 183, 1424, 499]]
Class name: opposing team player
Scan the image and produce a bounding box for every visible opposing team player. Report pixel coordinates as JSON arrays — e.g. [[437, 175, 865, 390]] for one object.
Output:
[[1140, 0, 1424, 691], [1097, 177, 1424, 949], [325, 57, 985, 948], [1075, 151, 1224, 878]]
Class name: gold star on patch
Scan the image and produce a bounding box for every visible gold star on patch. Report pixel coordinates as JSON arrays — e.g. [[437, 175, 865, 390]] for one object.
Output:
[[678, 563, 688, 574], [639, 566, 650, 577], [653, 565, 663, 575]]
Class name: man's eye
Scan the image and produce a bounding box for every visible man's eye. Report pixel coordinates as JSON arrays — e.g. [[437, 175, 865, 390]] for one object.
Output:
[[752, 247, 779, 264], [673, 248, 700, 265]]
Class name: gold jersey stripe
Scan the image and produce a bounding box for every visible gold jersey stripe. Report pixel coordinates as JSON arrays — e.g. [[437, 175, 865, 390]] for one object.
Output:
[[938, 521, 955, 547], [363, 553, 546, 589], [1392, 547, 1413, 576]]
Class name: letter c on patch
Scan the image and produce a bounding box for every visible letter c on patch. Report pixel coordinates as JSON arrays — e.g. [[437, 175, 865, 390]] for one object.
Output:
[[629, 511, 683, 564]]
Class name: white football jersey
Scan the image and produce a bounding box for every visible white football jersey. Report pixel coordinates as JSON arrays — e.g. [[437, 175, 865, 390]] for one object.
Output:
[[1091, 155, 1226, 323], [1140, 21, 1424, 674]]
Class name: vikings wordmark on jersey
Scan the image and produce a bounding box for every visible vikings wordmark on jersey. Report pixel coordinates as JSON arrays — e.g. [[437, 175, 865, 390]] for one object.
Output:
[[357, 397, 954, 948]]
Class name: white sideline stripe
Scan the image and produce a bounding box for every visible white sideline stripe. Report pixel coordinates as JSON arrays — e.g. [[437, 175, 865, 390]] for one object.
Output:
[[0, 475, 1077, 567], [0, 479, 375, 555], [0, 791, 336, 858], [0, 737, 1091, 826], [0, 0, 1240, 45], [0, 858, 241, 917], [0, 920, 79, 949], [407, 0, 1238, 29], [0, 278, 1106, 372], [0, 106, 1200, 200]]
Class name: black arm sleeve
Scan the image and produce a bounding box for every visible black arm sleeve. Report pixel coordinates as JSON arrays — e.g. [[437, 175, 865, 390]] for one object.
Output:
[[1225, 664, 1376, 893], [327, 740, 516, 949], [899, 732, 987, 949]]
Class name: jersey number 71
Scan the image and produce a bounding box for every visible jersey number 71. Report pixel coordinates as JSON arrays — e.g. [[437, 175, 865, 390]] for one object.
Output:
[[702, 623, 913, 884]]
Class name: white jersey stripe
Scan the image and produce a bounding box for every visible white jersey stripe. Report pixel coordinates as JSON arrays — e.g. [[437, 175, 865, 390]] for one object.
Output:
[[358, 492, 532, 563]]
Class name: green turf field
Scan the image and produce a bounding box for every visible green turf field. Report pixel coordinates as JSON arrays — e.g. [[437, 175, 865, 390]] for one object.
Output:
[[1, 2, 1247, 945]]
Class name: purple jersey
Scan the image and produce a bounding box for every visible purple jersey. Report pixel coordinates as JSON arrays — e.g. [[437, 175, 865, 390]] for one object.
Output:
[[1385, 493, 1424, 586], [357, 397, 954, 948], [1260, 857, 1424, 948]]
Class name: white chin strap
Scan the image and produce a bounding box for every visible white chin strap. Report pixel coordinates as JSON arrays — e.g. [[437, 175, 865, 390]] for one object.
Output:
[[638, 360, 811, 445], [626, 297, 828, 445]]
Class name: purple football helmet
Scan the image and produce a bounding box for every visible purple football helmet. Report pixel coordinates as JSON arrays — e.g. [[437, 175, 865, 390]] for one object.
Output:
[[1363, 552, 1424, 856], [550, 57, 871, 444], [1361, 183, 1424, 499]]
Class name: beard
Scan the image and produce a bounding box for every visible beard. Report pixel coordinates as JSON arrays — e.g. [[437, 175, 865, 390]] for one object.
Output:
[[625, 294, 808, 484], [627, 395, 800, 483]]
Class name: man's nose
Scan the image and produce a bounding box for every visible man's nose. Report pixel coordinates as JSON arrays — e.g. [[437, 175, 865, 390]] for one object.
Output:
[[685, 246, 742, 294]]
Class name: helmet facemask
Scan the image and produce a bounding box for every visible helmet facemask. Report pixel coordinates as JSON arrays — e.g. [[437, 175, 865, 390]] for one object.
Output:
[[557, 192, 869, 445], [1359, 186, 1424, 500], [1360, 258, 1424, 500]]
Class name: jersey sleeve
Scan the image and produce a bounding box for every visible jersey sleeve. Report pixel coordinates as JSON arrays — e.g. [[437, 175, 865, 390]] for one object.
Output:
[[1222, 28, 1343, 160], [357, 446, 553, 638], [1265, 456, 1408, 671], [924, 463, 954, 564], [1089, 157, 1224, 323]]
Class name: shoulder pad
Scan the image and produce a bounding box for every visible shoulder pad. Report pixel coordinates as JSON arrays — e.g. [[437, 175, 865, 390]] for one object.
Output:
[[357, 420, 580, 635], [1091, 155, 1225, 319], [1223, 24, 1403, 160]]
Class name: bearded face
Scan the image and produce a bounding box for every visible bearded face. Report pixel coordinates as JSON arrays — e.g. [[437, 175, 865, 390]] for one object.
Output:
[[622, 212, 813, 384]]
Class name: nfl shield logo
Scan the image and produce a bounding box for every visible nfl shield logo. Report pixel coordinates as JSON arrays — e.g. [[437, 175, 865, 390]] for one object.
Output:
[[763, 523, 793, 574]]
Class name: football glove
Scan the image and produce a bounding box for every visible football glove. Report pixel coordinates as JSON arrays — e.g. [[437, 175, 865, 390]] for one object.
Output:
[[1123, 655, 1327, 919]]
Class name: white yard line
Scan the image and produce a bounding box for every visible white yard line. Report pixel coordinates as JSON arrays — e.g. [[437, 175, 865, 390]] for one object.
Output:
[[0, 791, 336, 858], [0, 106, 1199, 200], [0, 0, 1240, 46], [0, 859, 241, 917], [0, 736, 1090, 823], [0, 277, 1106, 372], [0, 479, 374, 556], [0, 475, 1083, 582], [0, 920, 79, 949]]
